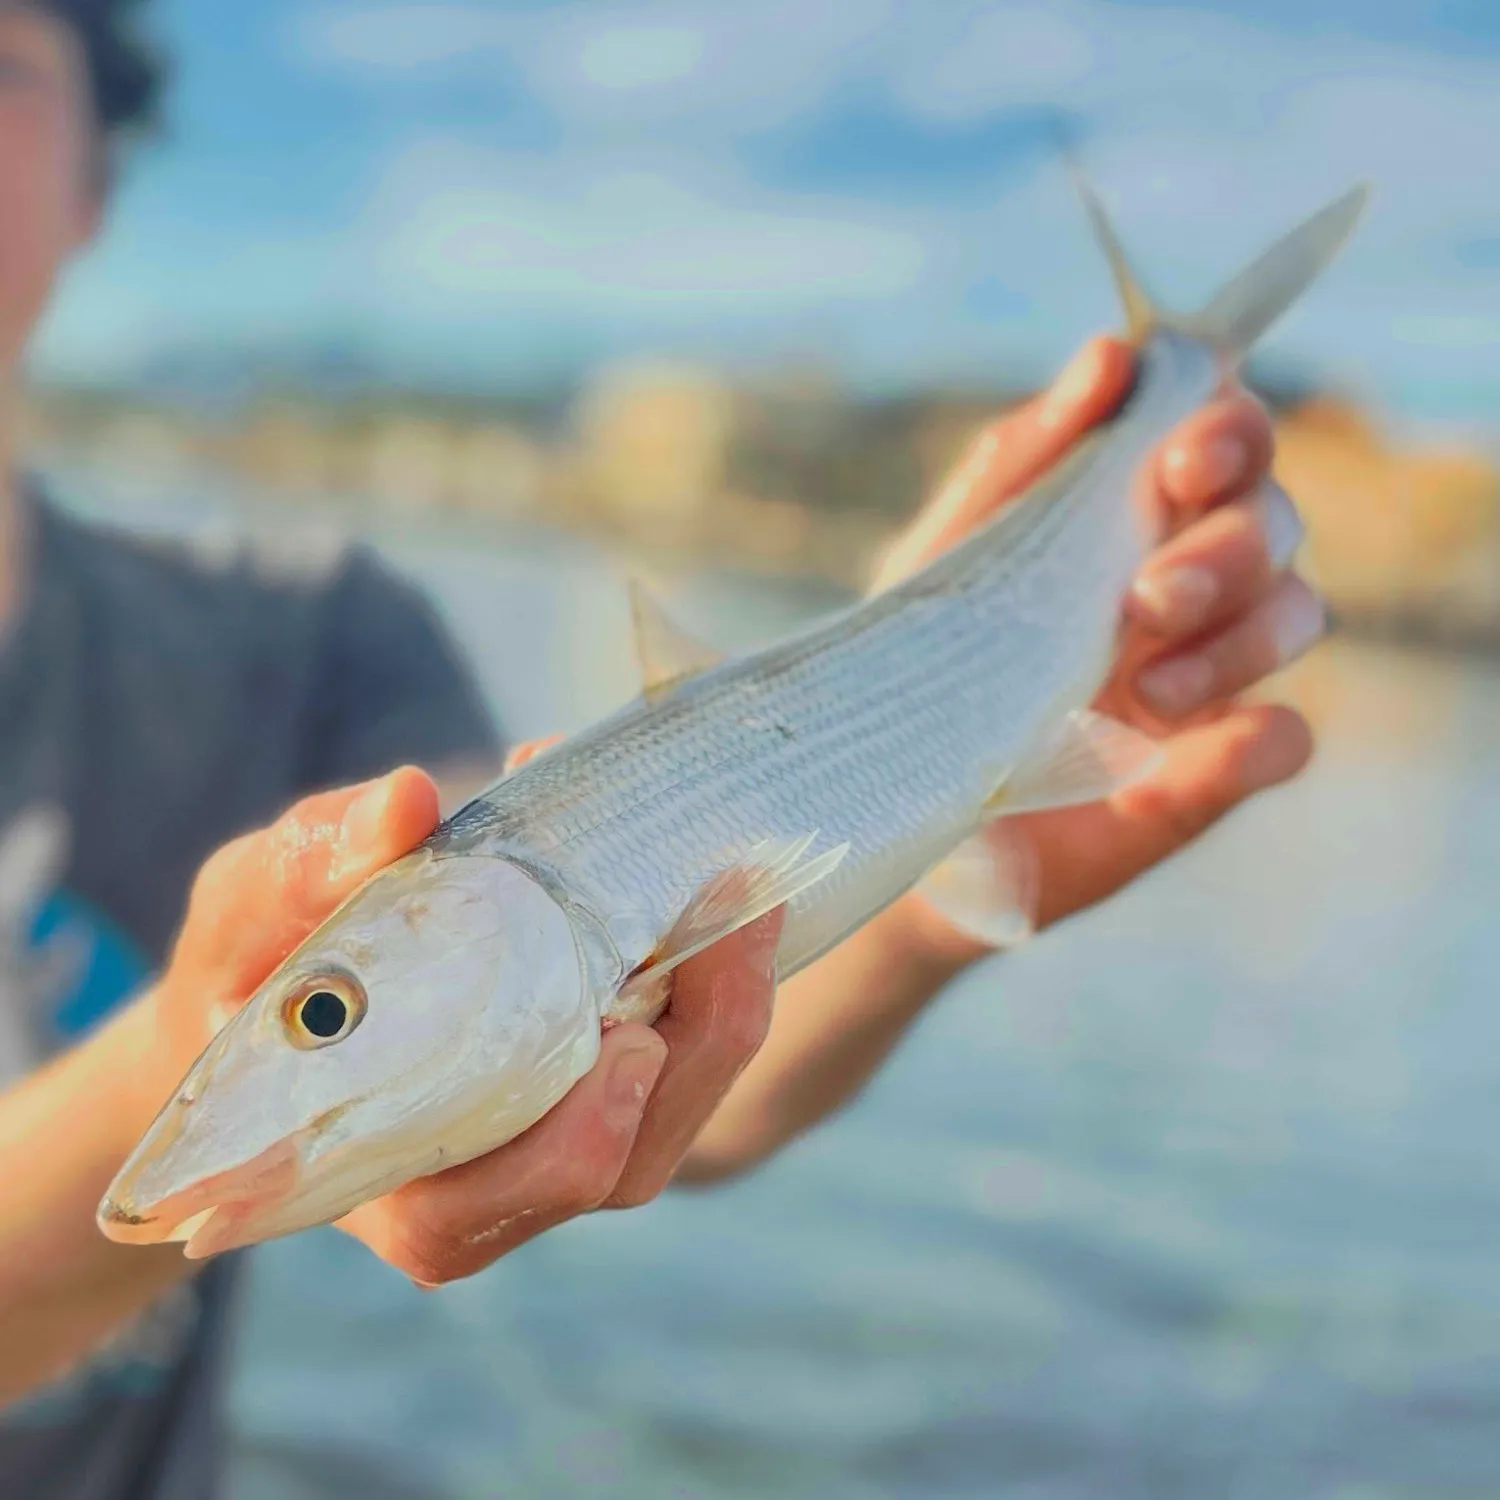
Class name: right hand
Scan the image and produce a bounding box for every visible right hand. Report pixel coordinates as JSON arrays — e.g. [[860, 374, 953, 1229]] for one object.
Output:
[[137, 767, 783, 1286], [875, 337, 1316, 946]]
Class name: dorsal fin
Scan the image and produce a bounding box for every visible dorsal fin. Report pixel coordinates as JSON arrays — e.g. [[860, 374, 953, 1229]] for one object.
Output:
[[627, 579, 724, 701]]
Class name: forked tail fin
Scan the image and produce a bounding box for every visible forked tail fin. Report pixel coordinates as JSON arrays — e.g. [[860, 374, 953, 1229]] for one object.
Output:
[[1070, 163, 1371, 363]]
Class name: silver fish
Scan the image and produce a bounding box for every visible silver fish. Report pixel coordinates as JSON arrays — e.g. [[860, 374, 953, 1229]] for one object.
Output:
[[100, 178, 1369, 1258]]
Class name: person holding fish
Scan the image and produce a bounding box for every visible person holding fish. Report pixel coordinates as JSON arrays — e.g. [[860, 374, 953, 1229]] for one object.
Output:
[[0, 2, 1344, 1497]]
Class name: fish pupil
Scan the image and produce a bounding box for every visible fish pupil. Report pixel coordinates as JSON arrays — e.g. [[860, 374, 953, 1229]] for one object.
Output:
[[300, 991, 348, 1039]]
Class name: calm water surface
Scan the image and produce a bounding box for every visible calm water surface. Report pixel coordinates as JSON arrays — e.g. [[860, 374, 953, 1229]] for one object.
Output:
[[53, 472, 1500, 1500]]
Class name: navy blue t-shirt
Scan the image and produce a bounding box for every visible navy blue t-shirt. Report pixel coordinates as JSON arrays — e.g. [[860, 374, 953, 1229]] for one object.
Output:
[[0, 488, 501, 1498]]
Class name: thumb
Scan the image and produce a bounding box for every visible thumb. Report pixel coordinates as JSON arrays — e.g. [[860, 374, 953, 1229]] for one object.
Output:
[[167, 767, 441, 1023], [874, 336, 1135, 588]]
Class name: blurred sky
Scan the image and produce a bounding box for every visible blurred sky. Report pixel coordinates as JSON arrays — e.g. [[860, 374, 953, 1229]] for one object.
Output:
[[28, 0, 1500, 424]]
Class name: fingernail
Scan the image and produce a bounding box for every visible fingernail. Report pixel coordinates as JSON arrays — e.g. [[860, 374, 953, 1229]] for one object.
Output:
[[1255, 480, 1305, 571], [1131, 564, 1218, 632], [340, 777, 394, 854], [604, 1039, 661, 1128], [1038, 344, 1103, 430], [1239, 722, 1308, 793], [1270, 585, 1326, 667], [1166, 434, 1247, 500], [1137, 653, 1215, 717]]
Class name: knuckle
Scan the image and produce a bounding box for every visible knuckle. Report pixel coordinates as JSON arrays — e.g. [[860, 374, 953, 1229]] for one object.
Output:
[[1127, 781, 1217, 848], [193, 833, 255, 902], [553, 1133, 623, 1214], [606, 1170, 666, 1212], [380, 1185, 481, 1287], [387, 1216, 465, 1288], [1225, 388, 1268, 422]]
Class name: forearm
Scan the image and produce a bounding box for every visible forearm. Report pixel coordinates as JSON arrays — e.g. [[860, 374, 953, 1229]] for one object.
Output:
[[680, 895, 987, 1182], [0, 996, 189, 1405]]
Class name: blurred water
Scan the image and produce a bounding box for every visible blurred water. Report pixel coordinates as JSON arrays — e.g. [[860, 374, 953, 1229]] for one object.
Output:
[[51, 474, 1500, 1499]]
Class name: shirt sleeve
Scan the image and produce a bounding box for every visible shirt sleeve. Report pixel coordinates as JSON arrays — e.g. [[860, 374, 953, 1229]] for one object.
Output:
[[300, 544, 504, 790]]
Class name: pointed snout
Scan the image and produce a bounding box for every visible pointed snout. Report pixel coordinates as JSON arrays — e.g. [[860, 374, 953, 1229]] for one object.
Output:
[[99, 1098, 301, 1249], [96, 1195, 163, 1244]]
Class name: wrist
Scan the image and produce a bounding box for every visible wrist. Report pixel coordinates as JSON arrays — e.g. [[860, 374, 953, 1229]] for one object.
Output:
[[880, 891, 998, 987]]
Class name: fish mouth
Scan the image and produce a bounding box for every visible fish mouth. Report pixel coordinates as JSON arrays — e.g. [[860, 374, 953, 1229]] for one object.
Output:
[[98, 1135, 301, 1255]]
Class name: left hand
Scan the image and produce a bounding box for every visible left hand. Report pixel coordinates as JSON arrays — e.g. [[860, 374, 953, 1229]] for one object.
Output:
[[876, 335, 1317, 949]]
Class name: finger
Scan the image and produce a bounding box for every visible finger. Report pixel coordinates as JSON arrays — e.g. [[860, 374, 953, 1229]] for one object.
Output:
[[875, 337, 1134, 587], [1134, 574, 1326, 722], [1024, 704, 1313, 928], [173, 767, 441, 1002], [1125, 481, 1302, 640], [340, 1025, 668, 1286], [1153, 392, 1274, 524], [504, 735, 563, 774], [1254, 478, 1306, 571], [606, 910, 785, 1209]]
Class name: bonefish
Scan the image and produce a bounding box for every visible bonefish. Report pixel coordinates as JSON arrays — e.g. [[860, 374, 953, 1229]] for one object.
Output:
[[100, 175, 1369, 1258]]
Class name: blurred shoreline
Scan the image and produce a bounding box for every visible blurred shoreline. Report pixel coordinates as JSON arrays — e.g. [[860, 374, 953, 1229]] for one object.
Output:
[[21, 365, 1500, 654]]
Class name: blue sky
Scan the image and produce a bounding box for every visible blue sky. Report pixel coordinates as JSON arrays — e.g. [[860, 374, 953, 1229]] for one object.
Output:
[[28, 0, 1500, 426]]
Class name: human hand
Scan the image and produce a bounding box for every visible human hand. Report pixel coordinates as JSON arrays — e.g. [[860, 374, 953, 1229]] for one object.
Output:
[[876, 336, 1317, 951], [135, 768, 782, 1285]]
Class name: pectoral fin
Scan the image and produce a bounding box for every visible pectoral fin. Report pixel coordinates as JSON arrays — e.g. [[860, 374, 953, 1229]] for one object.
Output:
[[913, 711, 1162, 951], [988, 709, 1163, 816], [617, 833, 849, 1004], [916, 825, 1039, 951], [628, 579, 725, 701]]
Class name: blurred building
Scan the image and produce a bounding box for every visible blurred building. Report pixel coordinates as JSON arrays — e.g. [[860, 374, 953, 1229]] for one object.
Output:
[[18, 369, 1500, 648]]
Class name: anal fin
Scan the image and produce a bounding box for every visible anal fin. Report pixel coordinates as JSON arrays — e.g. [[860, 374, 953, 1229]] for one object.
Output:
[[617, 833, 849, 1005]]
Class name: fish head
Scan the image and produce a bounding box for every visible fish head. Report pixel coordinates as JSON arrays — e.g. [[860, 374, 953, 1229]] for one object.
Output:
[[99, 851, 600, 1258]]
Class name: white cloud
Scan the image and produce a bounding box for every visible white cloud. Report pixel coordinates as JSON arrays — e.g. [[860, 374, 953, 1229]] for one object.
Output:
[[292, 3, 517, 72], [903, 5, 1098, 119], [293, 0, 897, 131], [575, 24, 707, 93], [1390, 314, 1500, 353], [365, 139, 928, 312], [54, 1, 1500, 414], [288, 0, 1500, 294]]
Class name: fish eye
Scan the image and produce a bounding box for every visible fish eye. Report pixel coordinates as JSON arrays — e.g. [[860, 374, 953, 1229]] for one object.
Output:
[[282, 974, 366, 1049]]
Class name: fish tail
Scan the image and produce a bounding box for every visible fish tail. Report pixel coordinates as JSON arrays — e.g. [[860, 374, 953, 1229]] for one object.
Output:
[[1187, 184, 1371, 360], [1070, 162, 1371, 362], [1068, 162, 1157, 344]]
